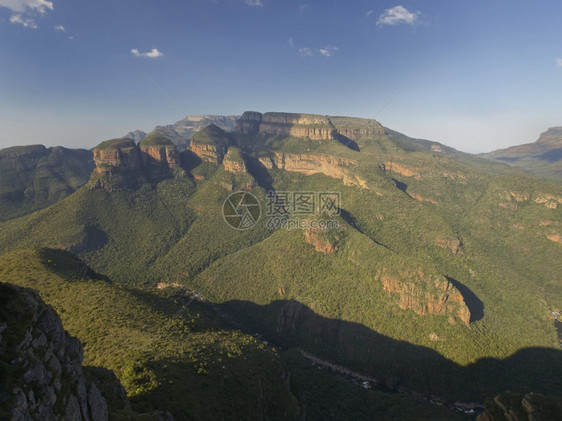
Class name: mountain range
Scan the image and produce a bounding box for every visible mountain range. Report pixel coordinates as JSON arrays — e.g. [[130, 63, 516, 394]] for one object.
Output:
[[482, 127, 562, 182], [1, 111, 561, 420]]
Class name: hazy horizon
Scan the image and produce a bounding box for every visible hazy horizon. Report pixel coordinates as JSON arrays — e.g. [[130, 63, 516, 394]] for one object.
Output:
[[2, 0, 561, 153]]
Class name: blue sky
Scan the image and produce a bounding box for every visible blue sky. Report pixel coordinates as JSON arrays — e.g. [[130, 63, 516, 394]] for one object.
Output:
[[1, 0, 561, 153]]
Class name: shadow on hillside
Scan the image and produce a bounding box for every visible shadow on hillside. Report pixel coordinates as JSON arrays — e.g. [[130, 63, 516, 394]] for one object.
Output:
[[219, 299, 562, 403], [391, 178, 409, 195], [180, 150, 202, 173], [495, 156, 521, 163], [446, 276, 484, 322], [536, 149, 562, 162], [340, 208, 391, 250], [332, 132, 360, 152], [245, 156, 274, 191], [37, 248, 110, 282]]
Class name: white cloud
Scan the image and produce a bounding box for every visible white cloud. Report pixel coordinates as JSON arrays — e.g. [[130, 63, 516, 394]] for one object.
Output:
[[299, 47, 314, 57], [245, 0, 263, 6], [2, 1, 53, 30], [318, 45, 339, 57], [556, 58, 562, 67], [298, 4, 309, 14], [54, 24, 65, 31], [131, 48, 164, 59], [366, 10, 374, 18], [288, 37, 294, 48], [377, 5, 419, 26], [0, 0, 53, 14], [298, 45, 339, 58], [9, 13, 37, 28]]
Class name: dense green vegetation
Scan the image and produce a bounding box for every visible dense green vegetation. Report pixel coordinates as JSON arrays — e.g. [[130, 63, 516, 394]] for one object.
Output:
[[0, 145, 94, 222], [0, 248, 467, 420], [192, 124, 232, 146], [0, 117, 561, 417], [0, 249, 299, 419], [95, 138, 136, 151], [139, 135, 177, 148]]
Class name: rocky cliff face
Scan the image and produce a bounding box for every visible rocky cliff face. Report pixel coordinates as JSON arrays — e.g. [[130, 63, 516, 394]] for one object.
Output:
[[139, 136, 181, 169], [140, 145, 181, 168], [271, 152, 368, 189], [235, 111, 385, 141], [91, 137, 181, 190], [0, 283, 108, 421], [234, 111, 262, 134], [92, 138, 143, 175], [223, 148, 247, 175], [190, 143, 226, 165], [259, 113, 335, 140], [379, 270, 471, 325], [304, 228, 339, 253], [189, 124, 231, 165]]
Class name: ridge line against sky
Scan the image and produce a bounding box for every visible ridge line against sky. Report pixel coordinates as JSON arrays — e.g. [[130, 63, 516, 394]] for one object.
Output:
[[1, 0, 561, 153]]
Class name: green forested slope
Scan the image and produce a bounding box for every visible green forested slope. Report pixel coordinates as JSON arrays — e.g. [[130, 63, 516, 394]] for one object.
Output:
[[0, 117, 560, 410], [0, 145, 94, 222], [0, 248, 467, 420]]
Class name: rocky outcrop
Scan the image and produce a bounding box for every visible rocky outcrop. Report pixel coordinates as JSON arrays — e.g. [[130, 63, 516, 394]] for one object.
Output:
[[378, 270, 471, 325], [329, 116, 386, 140], [533, 193, 562, 209], [91, 137, 181, 190], [435, 237, 463, 255], [141, 145, 181, 168], [380, 161, 419, 177], [234, 111, 262, 134], [410, 193, 439, 205], [0, 283, 109, 420], [304, 228, 339, 253], [547, 232, 562, 243], [263, 152, 371, 189], [223, 148, 247, 174], [189, 124, 231, 165], [139, 136, 181, 168], [273, 152, 353, 177], [93, 138, 142, 175], [258, 113, 335, 140], [190, 143, 226, 165], [235, 111, 385, 141]]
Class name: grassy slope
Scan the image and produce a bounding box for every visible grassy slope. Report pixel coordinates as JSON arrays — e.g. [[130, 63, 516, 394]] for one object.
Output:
[[0, 128, 560, 404], [0, 248, 299, 419], [0, 145, 94, 222], [0, 248, 466, 420]]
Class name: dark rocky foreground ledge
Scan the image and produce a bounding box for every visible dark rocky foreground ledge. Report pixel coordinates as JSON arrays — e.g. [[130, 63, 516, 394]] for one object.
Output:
[[0, 282, 173, 421]]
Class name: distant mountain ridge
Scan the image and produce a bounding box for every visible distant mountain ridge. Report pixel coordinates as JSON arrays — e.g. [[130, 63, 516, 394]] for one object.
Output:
[[1, 111, 562, 417], [482, 127, 562, 181], [0, 145, 94, 222], [125, 114, 239, 151]]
